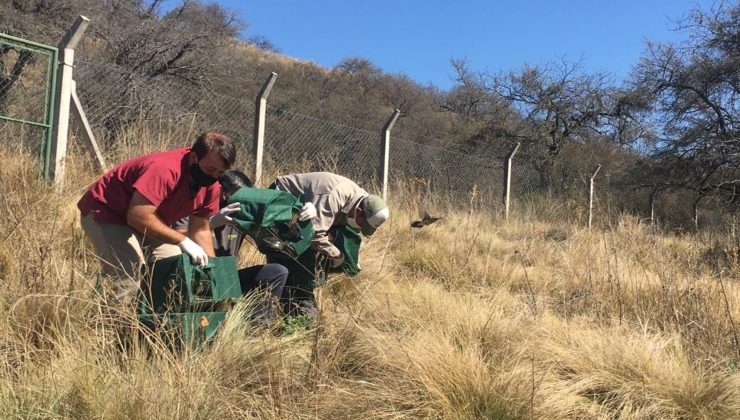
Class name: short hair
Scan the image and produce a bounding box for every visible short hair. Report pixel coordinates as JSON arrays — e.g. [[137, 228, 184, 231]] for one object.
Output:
[[191, 131, 236, 169], [219, 170, 253, 194]]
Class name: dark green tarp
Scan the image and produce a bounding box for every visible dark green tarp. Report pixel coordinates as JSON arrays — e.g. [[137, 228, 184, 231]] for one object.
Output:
[[330, 225, 361, 275], [228, 188, 361, 296], [267, 224, 362, 296], [227, 187, 314, 257]]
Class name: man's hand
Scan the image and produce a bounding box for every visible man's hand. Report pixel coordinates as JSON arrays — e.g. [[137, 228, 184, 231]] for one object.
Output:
[[330, 252, 345, 268], [298, 202, 317, 221], [210, 202, 240, 228], [178, 237, 209, 266]]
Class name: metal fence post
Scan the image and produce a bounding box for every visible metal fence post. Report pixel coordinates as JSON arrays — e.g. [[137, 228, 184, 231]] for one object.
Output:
[[588, 164, 602, 229], [252, 72, 277, 186], [503, 142, 520, 220], [50, 15, 89, 184], [380, 109, 400, 201]]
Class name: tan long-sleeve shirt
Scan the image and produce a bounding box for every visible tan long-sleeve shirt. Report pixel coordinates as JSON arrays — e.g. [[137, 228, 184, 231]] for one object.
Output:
[[273, 172, 367, 258]]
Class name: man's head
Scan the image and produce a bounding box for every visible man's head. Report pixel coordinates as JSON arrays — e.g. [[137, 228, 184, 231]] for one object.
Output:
[[218, 170, 252, 204], [348, 194, 389, 237], [188, 132, 236, 189]]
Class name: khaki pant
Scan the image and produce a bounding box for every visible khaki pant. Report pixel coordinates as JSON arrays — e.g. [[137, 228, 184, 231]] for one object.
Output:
[[80, 212, 181, 303]]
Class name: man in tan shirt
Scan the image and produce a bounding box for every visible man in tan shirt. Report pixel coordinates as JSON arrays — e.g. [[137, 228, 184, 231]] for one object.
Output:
[[270, 172, 389, 316], [272, 172, 389, 266]]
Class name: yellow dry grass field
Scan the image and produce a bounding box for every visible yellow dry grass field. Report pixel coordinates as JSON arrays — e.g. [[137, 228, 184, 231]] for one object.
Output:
[[0, 131, 738, 419]]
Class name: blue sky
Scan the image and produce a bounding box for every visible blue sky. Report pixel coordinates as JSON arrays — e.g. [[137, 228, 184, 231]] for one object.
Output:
[[178, 0, 714, 90]]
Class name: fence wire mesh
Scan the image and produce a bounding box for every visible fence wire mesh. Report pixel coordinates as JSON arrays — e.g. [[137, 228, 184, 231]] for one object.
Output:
[[65, 55, 727, 228], [68, 59, 599, 214], [263, 105, 380, 185], [73, 59, 255, 155], [0, 49, 50, 123], [390, 137, 505, 209], [0, 120, 46, 156]]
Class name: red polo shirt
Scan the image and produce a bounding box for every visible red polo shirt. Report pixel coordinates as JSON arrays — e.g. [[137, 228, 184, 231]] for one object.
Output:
[[77, 147, 220, 226]]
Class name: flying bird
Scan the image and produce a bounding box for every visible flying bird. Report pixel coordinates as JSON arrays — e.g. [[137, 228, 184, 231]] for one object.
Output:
[[411, 206, 443, 228]]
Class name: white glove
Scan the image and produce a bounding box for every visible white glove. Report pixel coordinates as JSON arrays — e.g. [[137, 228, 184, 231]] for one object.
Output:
[[298, 202, 317, 221], [330, 252, 345, 268], [178, 237, 209, 266], [210, 202, 240, 228]]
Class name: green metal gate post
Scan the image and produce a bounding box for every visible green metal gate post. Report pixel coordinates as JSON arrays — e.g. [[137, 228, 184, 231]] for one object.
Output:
[[45, 46, 59, 179]]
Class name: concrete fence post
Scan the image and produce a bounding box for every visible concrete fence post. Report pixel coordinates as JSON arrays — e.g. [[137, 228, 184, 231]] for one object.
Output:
[[50, 15, 89, 185], [588, 164, 602, 229], [69, 79, 106, 173], [380, 109, 400, 201], [693, 196, 702, 230], [649, 186, 658, 226], [503, 142, 520, 220], [252, 72, 277, 186]]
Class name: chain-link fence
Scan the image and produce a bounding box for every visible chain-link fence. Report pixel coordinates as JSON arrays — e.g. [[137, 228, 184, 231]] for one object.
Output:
[[63, 58, 617, 222], [263, 105, 379, 185], [72, 59, 255, 156], [262, 105, 508, 211], [37, 52, 728, 230], [389, 137, 505, 209]]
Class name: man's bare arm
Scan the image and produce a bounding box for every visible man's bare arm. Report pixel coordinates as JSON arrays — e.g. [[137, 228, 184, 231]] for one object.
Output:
[[127, 191, 186, 244], [188, 215, 216, 256]]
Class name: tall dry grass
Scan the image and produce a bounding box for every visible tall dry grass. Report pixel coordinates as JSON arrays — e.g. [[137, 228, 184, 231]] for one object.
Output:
[[0, 130, 737, 419]]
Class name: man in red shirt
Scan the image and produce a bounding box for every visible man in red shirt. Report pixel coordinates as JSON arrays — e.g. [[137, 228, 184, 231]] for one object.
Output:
[[78, 131, 237, 304]]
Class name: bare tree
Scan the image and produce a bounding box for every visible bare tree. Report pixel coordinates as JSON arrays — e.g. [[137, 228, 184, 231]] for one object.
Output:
[[93, 0, 242, 85], [632, 1, 739, 208], [453, 59, 614, 188]]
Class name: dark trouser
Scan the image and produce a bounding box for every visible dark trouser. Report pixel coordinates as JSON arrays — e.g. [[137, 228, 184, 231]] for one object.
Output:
[[238, 263, 288, 323], [266, 252, 319, 316]]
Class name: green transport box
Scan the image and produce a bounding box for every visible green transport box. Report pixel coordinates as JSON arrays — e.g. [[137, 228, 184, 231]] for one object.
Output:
[[137, 254, 242, 347]]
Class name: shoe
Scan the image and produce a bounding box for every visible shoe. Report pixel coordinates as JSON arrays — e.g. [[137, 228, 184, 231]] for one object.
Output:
[[296, 299, 318, 320]]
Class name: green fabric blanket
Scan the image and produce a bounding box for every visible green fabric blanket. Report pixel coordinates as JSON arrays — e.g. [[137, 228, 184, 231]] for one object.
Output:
[[330, 225, 361, 275], [228, 187, 362, 284], [227, 187, 314, 257]]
